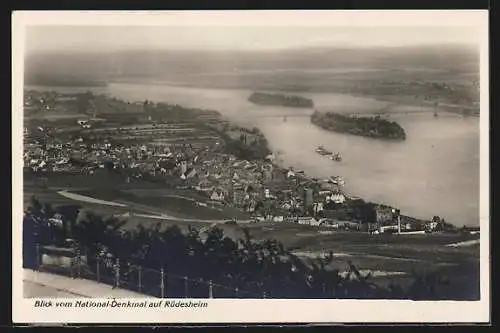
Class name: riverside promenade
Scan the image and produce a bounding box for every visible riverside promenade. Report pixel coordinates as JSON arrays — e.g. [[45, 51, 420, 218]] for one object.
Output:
[[23, 269, 149, 298]]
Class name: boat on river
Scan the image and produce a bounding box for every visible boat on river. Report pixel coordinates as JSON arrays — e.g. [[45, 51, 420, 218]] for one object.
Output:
[[315, 145, 332, 156], [330, 153, 342, 162], [316, 146, 342, 162]]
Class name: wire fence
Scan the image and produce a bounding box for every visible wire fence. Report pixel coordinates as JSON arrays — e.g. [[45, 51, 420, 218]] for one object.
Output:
[[35, 244, 266, 298]]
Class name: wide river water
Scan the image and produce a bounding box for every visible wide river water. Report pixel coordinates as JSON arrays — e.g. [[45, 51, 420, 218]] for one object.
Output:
[[26, 83, 480, 226]]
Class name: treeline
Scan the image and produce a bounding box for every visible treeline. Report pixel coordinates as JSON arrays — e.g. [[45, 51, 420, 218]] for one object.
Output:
[[214, 126, 272, 161], [71, 92, 224, 121], [311, 110, 406, 141], [145, 101, 222, 122], [23, 197, 479, 300], [248, 92, 314, 108]]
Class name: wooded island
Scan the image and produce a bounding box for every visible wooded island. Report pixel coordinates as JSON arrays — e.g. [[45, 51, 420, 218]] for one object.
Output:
[[310, 110, 406, 141], [248, 92, 314, 108]]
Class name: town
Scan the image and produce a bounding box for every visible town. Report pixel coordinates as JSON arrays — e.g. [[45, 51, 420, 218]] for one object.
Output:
[[23, 89, 453, 234]]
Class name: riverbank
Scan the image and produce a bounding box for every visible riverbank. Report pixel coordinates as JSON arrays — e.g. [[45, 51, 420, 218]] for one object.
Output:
[[100, 77, 478, 117], [24, 84, 480, 227]]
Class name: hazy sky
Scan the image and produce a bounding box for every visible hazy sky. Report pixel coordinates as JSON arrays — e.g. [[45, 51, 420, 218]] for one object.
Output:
[[25, 25, 480, 54]]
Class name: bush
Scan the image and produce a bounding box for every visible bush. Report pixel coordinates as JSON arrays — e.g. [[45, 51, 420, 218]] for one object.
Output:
[[23, 197, 479, 300]]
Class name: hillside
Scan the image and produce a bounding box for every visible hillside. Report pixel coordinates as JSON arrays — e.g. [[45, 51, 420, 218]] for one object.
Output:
[[25, 45, 478, 85], [24, 45, 479, 113]]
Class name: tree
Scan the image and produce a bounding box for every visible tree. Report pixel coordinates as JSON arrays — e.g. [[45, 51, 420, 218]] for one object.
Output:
[[56, 204, 82, 239], [26, 196, 43, 217], [360, 202, 377, 224], [73, 210, 126, 259], [104, 161, 115, 172], [76, 91, 93, 114], [23, 198, 464, 300], [22, 215, 37, 268]]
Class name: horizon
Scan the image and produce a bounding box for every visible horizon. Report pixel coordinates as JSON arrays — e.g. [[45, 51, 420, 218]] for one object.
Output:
[[24, 25, 480, 55], [25, 42, 479, 57]]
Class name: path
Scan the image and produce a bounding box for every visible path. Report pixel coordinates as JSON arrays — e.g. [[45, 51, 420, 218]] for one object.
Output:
[[23, 269, 148, 298], [57, 191, 128, 207], [57, 190, 252, 224], [133, 213, 252, 224]]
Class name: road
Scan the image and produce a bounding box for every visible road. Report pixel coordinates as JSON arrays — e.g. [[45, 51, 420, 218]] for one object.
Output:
[[57, 190, 128, 207], [57, 190, 252, 224], [24, 280, 88, 298]]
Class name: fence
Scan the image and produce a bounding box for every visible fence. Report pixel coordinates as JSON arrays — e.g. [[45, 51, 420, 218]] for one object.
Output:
[[35, 244, 266, 298]]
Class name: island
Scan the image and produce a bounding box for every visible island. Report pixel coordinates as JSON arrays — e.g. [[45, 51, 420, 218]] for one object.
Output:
[[248, 92, 314, 108], [310, 110, 406, 141]]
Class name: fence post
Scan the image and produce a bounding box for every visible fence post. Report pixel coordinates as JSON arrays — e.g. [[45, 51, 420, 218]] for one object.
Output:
[[184, 276, 189, 298], [75, 248, 81, 278], [160, 267, 165, 298], [234, 287, 239, 298], [35, 243, 40, 271], [208, 280, 213, 299], [96, 255, 100, 282], [70, 249, 76, 279], [138, 266, 142, 292], [114, 258, 120, 288]]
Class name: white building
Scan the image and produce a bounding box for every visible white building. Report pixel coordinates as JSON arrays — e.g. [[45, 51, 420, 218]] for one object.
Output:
[[329, 192, 346, 204], [310, 218, 322, 227], [313, 202, 324, 214], [272, 216, 284, 222], [298, 217, 316, 225], [210, 190, 225, 201], [428, 221, 439, 231]]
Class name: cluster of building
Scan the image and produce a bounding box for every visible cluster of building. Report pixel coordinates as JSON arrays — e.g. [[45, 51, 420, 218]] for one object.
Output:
[[24, 121, 446, 232], [23, 117, 357, 225], [24, 90, 79, 114], [24, 90, 448, 233]]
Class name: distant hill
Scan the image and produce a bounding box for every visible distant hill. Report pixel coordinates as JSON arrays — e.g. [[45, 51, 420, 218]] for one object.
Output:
[[24, 45, 478, 89], [24, 74, 108, 87]]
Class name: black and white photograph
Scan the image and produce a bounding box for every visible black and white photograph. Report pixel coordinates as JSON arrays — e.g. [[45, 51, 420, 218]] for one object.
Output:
[[12, 10, 489, 324]]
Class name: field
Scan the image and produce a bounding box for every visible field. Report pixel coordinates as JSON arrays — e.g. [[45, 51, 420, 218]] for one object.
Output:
[[214, 221, 479, 292], [71, 188, 248, 221], [23, 164, 480, 297], [23, 170, 246, 225], [24, 169, 479, 264]]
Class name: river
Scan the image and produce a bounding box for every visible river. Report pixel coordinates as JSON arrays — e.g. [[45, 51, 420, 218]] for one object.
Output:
[[26, 82, 480, 226]]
